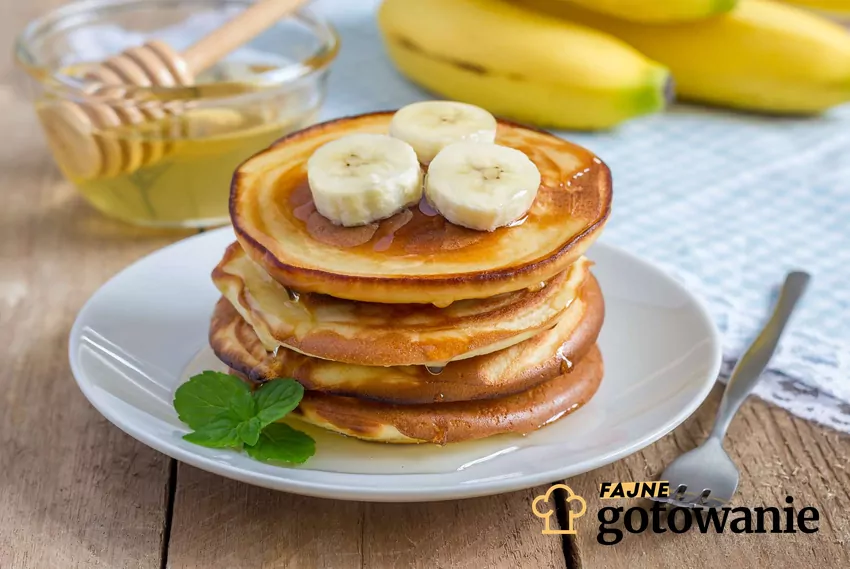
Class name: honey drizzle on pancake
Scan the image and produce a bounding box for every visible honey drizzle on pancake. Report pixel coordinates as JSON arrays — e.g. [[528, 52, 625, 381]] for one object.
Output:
[[292, 198, 315, 222], [372, 209, 414, 252], [271, 124, 602, 263], [556, 345, 573, 374], [288, 179, 490, 255], [417, 197, 439, 217]]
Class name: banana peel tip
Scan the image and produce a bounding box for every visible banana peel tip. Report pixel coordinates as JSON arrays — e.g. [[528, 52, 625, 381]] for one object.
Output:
[[713, 0, 739, 14], [713, 0, 739, 15]]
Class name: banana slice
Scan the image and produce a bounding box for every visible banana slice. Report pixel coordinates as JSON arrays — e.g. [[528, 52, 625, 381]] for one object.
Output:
[[307, 133, 423, 227], [425, 141, 541, 231], [390, 101, 497, 164]]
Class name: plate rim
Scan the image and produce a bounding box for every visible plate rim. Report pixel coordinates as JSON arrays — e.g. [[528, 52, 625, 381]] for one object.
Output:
[[69, 227, 722, 502]]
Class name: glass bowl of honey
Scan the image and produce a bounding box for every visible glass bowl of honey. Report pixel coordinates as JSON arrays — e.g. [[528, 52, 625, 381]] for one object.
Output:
[[15, 0, 338, 228]]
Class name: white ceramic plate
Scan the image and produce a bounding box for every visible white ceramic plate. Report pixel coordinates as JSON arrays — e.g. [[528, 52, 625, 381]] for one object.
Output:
[[69, 227, 721, 502]]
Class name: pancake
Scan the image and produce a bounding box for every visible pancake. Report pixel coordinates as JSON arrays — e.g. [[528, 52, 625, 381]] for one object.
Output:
[[209, 273, 603, 404], [283, 345, 603, 444], [231, 112, 611, 305], [213, 242, 593, 366]]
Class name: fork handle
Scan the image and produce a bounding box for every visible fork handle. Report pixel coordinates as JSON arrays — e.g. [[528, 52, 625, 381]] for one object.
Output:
[[709, 271, 811, 442]]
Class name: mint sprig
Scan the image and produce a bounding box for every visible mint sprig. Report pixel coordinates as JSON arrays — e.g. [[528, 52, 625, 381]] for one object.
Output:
[[245, 423, 316, 464], [174, 372, 314, 464], [253, 379, 304, 427], [174, 371, 252, 428]]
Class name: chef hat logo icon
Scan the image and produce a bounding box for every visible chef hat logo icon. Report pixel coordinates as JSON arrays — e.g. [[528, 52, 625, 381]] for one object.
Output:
[[532, 483, 587, 535]]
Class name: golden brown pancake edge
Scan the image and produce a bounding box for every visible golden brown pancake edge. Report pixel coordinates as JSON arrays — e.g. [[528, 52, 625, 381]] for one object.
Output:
[[213, 241, 594, 366], [210, 273, 604, 404], [288, 344, 604, 444], [231, 112, 611, 305]]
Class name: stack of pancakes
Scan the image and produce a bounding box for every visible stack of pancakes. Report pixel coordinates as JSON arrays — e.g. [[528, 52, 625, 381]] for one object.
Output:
[[210, 112, 611, 444]]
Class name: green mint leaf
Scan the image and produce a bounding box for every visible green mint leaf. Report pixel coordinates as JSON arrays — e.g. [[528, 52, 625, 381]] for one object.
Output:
[[244, 423, 315, 464], [236, 417, 262, 446], [182, 413, 242, 448], [253, 379, 304, 427], [175, 372, 312, 463], [229, 390, 257, 422], [174, 371, 252, 429]]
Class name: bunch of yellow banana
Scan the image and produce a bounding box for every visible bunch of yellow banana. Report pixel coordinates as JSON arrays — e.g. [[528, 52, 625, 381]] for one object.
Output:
[[377, 0, 671, 130], [377, 0, 850, 129], [520, 0, 850, 114], [781, 0, 850, 15], [559, 0, 738, 22]]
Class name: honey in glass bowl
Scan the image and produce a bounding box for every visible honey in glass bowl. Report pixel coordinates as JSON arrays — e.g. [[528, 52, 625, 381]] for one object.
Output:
[[16, 0, 338, 228]]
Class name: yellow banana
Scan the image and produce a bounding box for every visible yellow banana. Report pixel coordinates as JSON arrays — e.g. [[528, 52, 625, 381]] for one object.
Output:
[[551, 0, 738, 23], [377, 0, 670, 130], [780, 0, 850, 14], [519, 0, 850, 114]]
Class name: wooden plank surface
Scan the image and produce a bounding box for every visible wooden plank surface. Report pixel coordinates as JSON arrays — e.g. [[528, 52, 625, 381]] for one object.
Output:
[[1, 2, 179, 563], [166, 468, 566, 569], [569, 385, 850, 568], [0, 117, 177, 567]]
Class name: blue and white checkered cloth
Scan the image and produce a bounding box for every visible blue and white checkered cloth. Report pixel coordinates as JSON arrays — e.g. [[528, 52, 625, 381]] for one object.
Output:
[[316, 0, 850, 431]]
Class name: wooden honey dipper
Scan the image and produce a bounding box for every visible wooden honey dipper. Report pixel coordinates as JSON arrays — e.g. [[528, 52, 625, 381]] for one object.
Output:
[[42, 0, 308, 180]]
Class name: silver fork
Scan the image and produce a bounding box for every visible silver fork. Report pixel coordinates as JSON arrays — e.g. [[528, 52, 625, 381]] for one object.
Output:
[[654, 271, 811, 509]]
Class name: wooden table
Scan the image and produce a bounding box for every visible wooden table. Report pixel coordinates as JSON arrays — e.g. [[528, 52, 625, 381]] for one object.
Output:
[[2, 2, 849, 567]]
